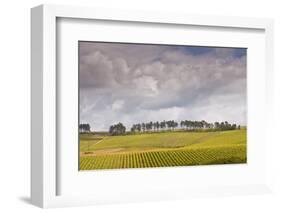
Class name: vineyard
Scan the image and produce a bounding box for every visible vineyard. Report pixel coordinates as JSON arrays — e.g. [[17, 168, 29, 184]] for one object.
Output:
[[79, 129, 246, 170]]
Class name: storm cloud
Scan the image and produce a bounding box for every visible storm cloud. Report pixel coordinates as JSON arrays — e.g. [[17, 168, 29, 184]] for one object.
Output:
[[79, 42, 246, 131]]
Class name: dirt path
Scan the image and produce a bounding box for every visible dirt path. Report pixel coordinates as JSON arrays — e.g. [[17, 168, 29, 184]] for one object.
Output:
[[93, 136, 107, 146]]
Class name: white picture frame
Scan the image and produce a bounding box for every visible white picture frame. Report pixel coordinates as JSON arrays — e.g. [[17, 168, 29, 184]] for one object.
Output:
[[31, 4, 274, 208]]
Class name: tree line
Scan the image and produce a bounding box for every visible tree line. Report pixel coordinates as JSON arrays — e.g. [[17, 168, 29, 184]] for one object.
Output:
[[130, 120, 179, 133], [80, 120, 241, 136], [130, 120, 240, 133]]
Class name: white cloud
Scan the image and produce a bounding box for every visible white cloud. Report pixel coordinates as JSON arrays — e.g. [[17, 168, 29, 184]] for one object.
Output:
[[112, 100, 124, 111], [133, 76, 159, 97]]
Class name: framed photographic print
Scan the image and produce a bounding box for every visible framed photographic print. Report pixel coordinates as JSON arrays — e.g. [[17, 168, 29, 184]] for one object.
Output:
[[31, 4, 274, 208]]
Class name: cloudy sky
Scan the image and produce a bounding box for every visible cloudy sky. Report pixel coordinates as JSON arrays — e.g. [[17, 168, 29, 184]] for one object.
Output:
[[79, 42, 247, 131]]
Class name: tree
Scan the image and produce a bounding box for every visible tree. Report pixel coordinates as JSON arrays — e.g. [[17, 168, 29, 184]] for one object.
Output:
[[214, 122, 220, 129], [160, 121, 166, 130], [155, 121, 160, 131], [109, 122, 126, 135], [172, 120, 178, 130], [201, 120, 207, 129], [131, 124, 137, 133], [79, 123, 91, 132], [180, 120, 185, 129], [136, 124, 141, 132], [174, 122, 179, 129], [141, 123, 146, 132], [145, 123, 150, 132]]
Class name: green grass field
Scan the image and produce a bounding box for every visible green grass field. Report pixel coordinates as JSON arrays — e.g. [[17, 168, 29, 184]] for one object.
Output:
[[79, 129, 246, 170]]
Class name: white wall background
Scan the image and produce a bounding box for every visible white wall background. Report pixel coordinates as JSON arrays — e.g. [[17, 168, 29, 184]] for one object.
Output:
[[0, 0, 280, 212]]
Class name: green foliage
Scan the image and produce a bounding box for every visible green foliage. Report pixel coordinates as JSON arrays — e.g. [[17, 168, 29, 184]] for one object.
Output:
[[109, 122, 126, 135], [79, 123, 91, 132]]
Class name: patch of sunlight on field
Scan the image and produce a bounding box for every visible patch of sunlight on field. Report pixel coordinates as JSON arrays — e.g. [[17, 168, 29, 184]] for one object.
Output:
[[189, 129, 246, 148]]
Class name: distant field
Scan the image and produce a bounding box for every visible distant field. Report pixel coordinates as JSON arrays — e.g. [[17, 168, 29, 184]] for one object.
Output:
[[79, 129, 246, 170]]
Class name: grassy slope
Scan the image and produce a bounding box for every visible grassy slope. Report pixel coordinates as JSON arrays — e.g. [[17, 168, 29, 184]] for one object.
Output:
[[79, 129, 246, 170], [80, 130, 246, 153]]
